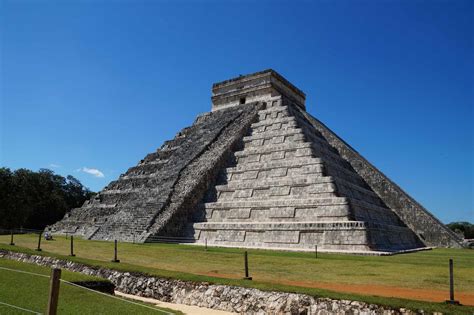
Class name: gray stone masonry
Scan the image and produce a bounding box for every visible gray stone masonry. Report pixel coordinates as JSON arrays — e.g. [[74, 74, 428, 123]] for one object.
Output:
[[50, 102, 264, 242], [295, 108, 464, 248], [50, 69, 463, 252], [1, 250, 427, 314], [212, 69, 306, 111], [191, 95, 425, 253]]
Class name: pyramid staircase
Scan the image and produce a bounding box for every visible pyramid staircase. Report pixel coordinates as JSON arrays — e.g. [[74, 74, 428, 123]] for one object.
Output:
[[190, 96, 424, 253], [50, 102, 263, 243], [50, 69, 463, 253]]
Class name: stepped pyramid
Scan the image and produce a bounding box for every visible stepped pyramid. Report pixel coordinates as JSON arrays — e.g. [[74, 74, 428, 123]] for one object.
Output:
[[51, 69, 464, 254]]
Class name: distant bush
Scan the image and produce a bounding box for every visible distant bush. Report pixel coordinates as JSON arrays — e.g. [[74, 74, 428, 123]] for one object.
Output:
[[0, 168, 95, 230], [447, 221, 474, 239]]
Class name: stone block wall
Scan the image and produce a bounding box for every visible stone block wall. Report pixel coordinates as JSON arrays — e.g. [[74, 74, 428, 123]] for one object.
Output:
[[0, 250, 423, 314], [49, 69, 461, 252], [50, 103, 263, 243], [296, 108, 464, 249], [191, 96, 424, 253]]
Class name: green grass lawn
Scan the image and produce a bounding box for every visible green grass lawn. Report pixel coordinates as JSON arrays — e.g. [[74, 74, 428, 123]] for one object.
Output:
[[0, 258, 180, 314], [1, 233, 473, 314]]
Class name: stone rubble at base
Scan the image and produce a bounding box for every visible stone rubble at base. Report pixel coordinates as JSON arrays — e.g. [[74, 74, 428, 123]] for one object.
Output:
[[49, 69, 464, 253], [0, 250, 433, 315]]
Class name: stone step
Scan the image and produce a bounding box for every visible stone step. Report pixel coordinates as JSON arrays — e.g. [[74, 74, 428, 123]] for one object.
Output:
[[120, 174, 157, 180], [253, 112, 330, 155], [228, 164, 325, 182], [334, 176, 380, 199], [246, 126, 338, 157], [243, 127, 303, 142], [205, 203, 351, 222], [251, 116, 297, 128], [253, 114, 334, 152], [204, 197, 349, 210], [217, 189, 335, 202], [89, 204, 117, 209], [257, 105, 289, 115], [101, 189, 142, 195], [235, 142, 348, 168], [258, 109, 291, 121], [217, 175, 335, 191], [302, 129, 339, 154], [99, 195, 166, 207], [226, 156, 323, 173], [350, 198, 392, 215], [191, 221, 419, 252], [310, 146, 352, 169], [235, 148, 312, 164], [322, 159, 366, 187], [193, 221, 368, 231], [347, 199, 404, 226], [125, 163, 167, 176], [244, 133, 305, 149], [146, 159, 170, 165], [142, 148, 177, 163], [92, 219, 153, 232], [235, 142, 312, 157], [107, 176, 175, 191], [258, 103, 291, 115], [332, 176, 385, 207]]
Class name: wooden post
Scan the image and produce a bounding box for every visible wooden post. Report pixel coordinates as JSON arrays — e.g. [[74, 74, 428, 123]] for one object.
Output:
[[315, 245, 318, 259], [69, 236, 75, 257], [243, 251, 252, 280], [46, 268, 61, 315], [446, 258, 460, 304], [449, 258, 454, 301], [111, 240, 120, 263], [205, 238, 208, 251], [36, 232, 42, 251], [9, 230, 14, 246]]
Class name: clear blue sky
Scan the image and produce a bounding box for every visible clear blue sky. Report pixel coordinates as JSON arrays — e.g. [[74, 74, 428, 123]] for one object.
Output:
[[1, 0, 472, 223]]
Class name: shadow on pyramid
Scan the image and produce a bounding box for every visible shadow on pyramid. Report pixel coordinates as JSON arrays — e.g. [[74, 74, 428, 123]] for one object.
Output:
[[50, 69, 464, 255]]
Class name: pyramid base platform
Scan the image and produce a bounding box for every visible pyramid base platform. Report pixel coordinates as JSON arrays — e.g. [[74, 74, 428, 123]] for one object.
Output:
[[190, 221, 425, 254]]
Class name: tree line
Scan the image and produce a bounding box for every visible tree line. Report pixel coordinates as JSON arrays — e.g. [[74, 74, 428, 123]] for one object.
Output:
[[447, 222, 474, 239], [0, 168, 95, 230]]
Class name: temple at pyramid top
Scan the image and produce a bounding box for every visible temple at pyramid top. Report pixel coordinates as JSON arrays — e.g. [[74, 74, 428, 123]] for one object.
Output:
[[212, 69, 306, 111], [50, 69, 465, 254]]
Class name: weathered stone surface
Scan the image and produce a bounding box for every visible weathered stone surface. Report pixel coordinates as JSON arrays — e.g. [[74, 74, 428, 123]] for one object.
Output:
[[50, 102, 263, 243], [0, 250, 425, 314], [295, 108, 464, 249], [50, 69, 463, 252], [191, 95, 426, 253]]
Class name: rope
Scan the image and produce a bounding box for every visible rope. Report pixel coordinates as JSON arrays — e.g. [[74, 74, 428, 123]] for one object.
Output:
[[0, 266, 49, 278], [61, 280, 174, 315], [0, 266, 173, 314], [0, 301, 42, 314]]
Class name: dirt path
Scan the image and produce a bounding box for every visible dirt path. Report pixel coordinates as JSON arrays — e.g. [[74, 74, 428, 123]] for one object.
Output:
[[201, 272, 474, 306], [115, 291, 235, 315], [280, 279, 474, 306]]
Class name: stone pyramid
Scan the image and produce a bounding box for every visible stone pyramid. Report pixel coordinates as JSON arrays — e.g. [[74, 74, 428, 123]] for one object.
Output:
[[51, 69, 464, 254]]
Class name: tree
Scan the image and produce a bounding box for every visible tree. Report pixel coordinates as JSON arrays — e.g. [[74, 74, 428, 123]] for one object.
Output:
[[0, 167, 95, 230], [447, 222, 474, 239]]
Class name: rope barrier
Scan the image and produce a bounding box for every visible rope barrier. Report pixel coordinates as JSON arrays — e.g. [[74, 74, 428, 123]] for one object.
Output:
[[0, 266, 173, 314], [0, 301, 42, 314], [0, 266, 49, 278], [61, 280, 174, 315]]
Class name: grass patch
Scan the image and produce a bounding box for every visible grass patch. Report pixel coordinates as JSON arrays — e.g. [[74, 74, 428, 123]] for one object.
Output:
[[0, 258, 181, 314], [0, 234, 473, 314]]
